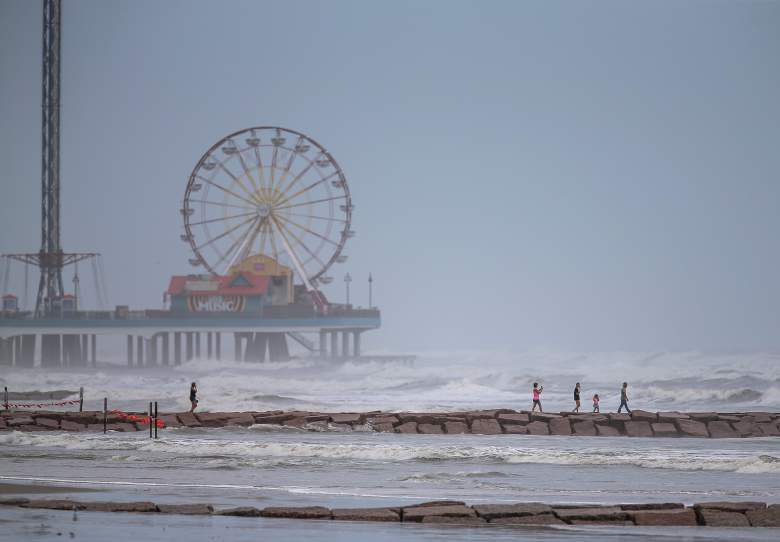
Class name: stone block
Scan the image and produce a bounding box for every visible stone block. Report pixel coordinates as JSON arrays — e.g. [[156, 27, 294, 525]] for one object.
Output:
[[620, 503, 683, 511], [688, 412, 718, 423], [330, 413, 363, 424], [252, 413, 297, 425], [549, 418, 572, 435], [630, 410, 658, 422], [444, 421, 469, 434], [60, 420, 85, 432], [466, 410, 498, 421], [422, 516, 485, 524], [572, 421, 597, 436], [757, 422, 780, 436], [7, 416, 35, 427], [503, 424, 528, 434], [176, 412, 202, 427], [608, 413, 631, 423], [676, 419, 709, 438], [332, 508, 399, 522], [216, 507, 263, 517], [624, 421, 653, 437], [490, 514, 564, 525], [473, 503, 551, 520], [35, 418, 60, 429], [744, 412, 772, 423], [651, 423, 679, 437], [553, 507, 629, 523], [19, 425, 47, 432], [395, 422, 418, 434], [82, 501, 157, 513], [707, 421, 739, 438], [369, 416, 398, 426], [396, 413, 439, 424], [0, 498, 30, 506], [113, 423, 139, 432], [410, 500, 466, 507], [497, 413, 529, 424], [261, 506, 331, 519], [596, 424, 621, 437], [470, 418, 502, 434], [657, 412, 689, 423], [732, 419, 761, 437], [525, 421, 550, 435], [418, 423, 443, 434], [746, 504, 780, 527], [374, 423, 396, 433], [156, 503, 213, 514], [694, 501, 766, 513], [283, 417, 309, 428], [403, 504, 476, 522], [529, 413, 561, 422], [629, 508, 697, 526], [157, 414, 182, 428], [716, 414, 741, 422], [22, 499, 86, 510], [696, 509, 750, 527]]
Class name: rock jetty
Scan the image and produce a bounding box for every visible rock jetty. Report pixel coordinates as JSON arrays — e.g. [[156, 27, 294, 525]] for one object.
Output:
[[2, 409, 779, 438], [1, 498, 778, 527]]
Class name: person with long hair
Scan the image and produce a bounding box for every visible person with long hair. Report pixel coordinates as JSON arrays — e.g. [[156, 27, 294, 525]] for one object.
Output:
[[189, 382, 198, 412]]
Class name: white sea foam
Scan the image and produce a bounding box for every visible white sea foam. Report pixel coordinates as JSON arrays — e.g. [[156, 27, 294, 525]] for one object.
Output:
[[3, 431, 779, 474], [1, 350, 778, 413]]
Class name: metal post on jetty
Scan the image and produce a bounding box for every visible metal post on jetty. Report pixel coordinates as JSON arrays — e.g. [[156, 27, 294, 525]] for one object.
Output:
[[149, 401, 153, 439], [154, 401, 158, 439], [102, 397, 107, 434], [79, 387, 83, 412]]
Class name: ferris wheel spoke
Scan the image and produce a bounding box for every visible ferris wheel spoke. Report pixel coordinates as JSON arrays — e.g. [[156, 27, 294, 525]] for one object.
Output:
[[188, 210, 257, 227], [230, 217, 264, 269], [275, 171, 340, 208], [188, 199, 255, 211], [217, 162, 259, 204], [275, 136, 303, 190], [271, 216, 316, 290], [252, 146, 268, 199], [275, 214, 340, 247], [276, 160, 316, 201], [273, 216, 328, 269], [212, 216, 260, 271], [269, 143, 280, 194], [276, 194, 346, 211], [194, 214, 257, 251], [196, 175, 259, 209], [268, 219, 281, 264], [285, 212, 346, 224], [258, 221, 269, 258], [235, 148, 262, 196]]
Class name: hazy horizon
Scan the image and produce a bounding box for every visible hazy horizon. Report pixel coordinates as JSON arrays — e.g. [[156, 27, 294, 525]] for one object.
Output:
[[1, 0, 778, 352]]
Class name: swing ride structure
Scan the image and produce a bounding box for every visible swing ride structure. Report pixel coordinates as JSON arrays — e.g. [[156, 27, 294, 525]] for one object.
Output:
[[0, 1, 382, 369]]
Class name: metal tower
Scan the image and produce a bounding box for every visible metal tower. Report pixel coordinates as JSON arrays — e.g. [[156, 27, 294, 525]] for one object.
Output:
[[3, 0, 97, 316]]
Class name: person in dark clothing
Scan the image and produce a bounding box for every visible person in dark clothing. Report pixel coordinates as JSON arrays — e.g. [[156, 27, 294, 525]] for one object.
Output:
[[617, 382, 631, 414], [573, 382, 581, 412], [189, 382, 198, 412]]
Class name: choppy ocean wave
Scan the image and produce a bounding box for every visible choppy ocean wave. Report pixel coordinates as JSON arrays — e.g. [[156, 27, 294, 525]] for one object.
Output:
[[2, 431, 779, 474], [1, 350, 778, 414]]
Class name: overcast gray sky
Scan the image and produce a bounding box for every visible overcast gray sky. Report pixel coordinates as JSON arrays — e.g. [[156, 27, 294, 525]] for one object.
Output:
[[1, 0, 778, 352]]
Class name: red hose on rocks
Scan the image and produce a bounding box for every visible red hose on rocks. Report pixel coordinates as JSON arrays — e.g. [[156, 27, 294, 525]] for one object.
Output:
[[110, 409, 165, 428]]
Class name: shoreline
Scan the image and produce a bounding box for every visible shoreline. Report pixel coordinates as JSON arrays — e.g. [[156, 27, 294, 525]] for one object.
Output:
[[2, 408, 779, 438], [0, 496, 778, 527]]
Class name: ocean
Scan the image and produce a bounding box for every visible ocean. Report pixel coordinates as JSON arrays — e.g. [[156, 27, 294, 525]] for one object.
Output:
[[1, 350, 779, 541]]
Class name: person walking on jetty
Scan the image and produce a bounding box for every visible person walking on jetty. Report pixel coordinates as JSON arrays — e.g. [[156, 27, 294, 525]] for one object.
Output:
[[189, 382, 198, 412], [532, 382, 544, 412], [617, 382, 631, 414], [573, 382, 581, 412], [592, 393, 600, 413]]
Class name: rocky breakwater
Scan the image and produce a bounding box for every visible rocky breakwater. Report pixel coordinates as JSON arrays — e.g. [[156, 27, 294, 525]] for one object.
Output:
[[1, 498, 778, 527], [2, 409, 780, 438]]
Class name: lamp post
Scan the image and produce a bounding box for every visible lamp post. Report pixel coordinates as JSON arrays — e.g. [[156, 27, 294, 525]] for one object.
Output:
[[344, 272, 352, 306], [368, 273, 373, 309]]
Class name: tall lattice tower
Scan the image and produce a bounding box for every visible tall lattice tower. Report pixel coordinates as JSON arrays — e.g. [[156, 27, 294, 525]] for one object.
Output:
[[3, 0, 98, 316]]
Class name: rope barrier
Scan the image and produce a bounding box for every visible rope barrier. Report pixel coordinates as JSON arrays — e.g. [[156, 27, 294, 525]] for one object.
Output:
[[2, 399, 81, 409]]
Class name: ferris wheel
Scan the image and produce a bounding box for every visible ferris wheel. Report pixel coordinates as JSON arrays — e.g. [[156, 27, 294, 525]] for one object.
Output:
[[180, 127, 353, 290]]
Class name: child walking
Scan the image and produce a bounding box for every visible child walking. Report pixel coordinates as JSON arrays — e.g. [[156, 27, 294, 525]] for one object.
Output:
[[531, 382, 543, 412], [592, 393, 600, 413]]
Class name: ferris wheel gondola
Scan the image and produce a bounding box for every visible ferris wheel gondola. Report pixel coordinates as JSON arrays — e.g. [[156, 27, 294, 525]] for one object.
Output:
[[181, 126, 353, 293]]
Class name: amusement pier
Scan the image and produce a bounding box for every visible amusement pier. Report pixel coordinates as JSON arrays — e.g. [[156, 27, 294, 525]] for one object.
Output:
[[0, 0, 381, 368]]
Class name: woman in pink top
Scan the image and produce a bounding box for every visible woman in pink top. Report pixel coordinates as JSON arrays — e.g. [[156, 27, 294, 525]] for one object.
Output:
[[532, 382, 543, 412]]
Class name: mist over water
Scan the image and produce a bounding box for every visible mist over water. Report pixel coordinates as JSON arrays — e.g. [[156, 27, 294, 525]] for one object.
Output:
[[3, 350, 778, 414]]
